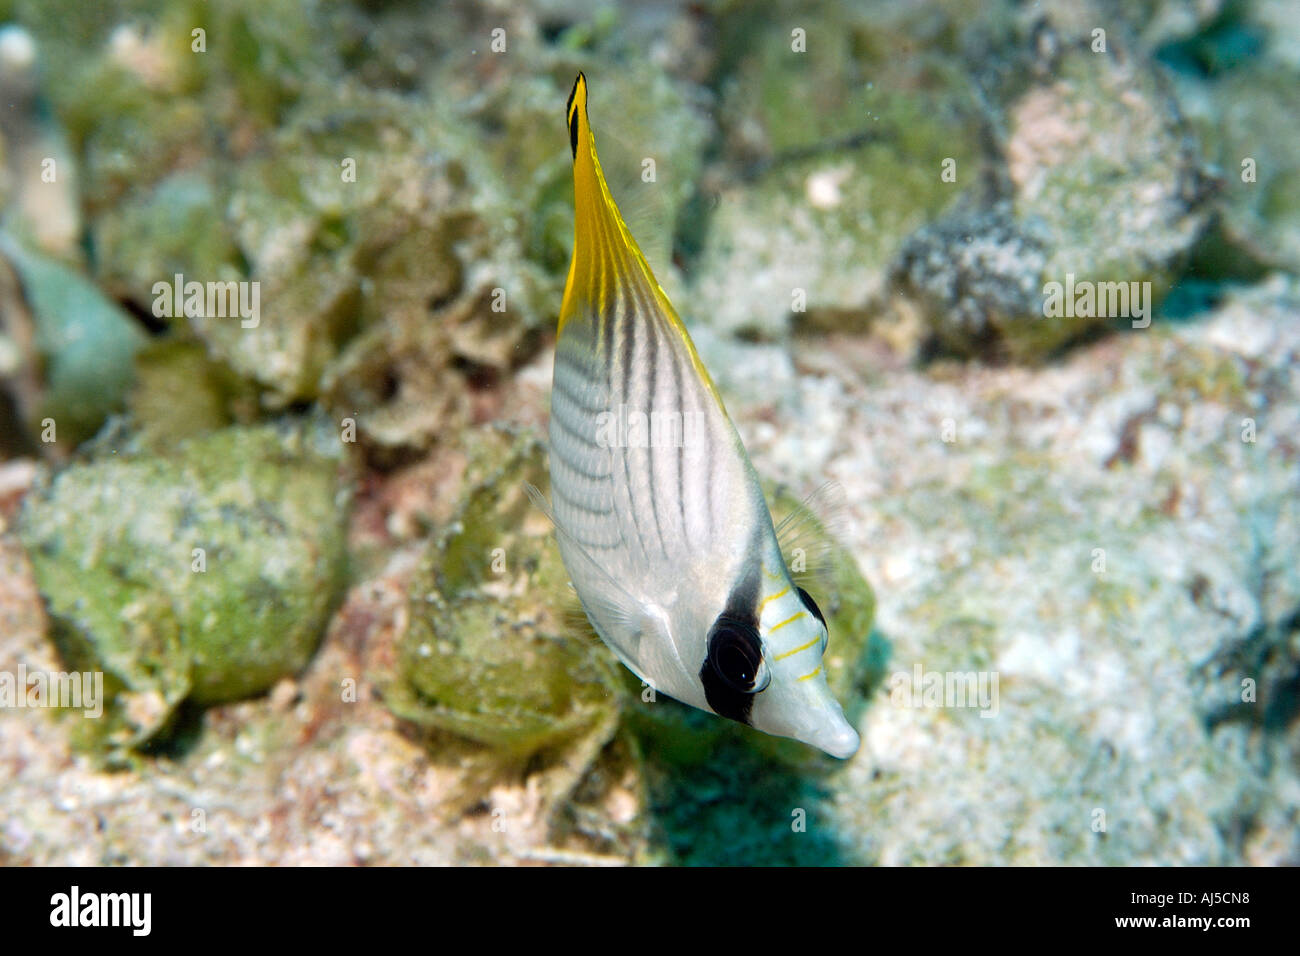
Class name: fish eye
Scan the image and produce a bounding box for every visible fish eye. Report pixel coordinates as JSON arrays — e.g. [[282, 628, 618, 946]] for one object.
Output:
[[706, 616, 770, 694], [796, 586, 828, 654]]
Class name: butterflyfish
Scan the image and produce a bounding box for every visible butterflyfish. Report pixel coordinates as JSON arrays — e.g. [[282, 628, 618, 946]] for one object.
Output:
[[530, 73, 860, 759]]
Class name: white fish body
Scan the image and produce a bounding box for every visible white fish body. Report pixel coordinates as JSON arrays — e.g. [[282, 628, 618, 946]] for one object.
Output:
[[538, 73, 859, 759]]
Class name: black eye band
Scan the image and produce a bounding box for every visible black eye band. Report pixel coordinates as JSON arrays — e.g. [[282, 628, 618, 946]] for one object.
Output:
[[699, 613, 769, 725], [707, 616, 766, 693]]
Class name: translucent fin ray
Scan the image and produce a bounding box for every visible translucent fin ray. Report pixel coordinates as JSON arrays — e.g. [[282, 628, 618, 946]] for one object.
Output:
[[772, 480, 849, 587]]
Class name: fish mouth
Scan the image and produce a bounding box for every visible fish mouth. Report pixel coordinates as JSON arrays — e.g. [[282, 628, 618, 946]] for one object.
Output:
[[808, 718, 861, 760], [794, 699, 860, 759], [753, 675, 862, 758], [768, 699, 860, 759]]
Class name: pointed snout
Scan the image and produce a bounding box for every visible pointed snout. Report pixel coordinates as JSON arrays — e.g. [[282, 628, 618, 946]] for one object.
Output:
[[759, 687, 861, 759], [802, 707, 860, 759]]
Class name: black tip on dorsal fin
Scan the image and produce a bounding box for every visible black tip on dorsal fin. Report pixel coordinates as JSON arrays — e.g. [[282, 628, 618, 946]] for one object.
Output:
[[566, 72, 585, 159]]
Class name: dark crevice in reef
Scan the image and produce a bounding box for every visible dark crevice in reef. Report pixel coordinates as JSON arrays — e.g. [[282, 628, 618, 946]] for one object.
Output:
[[1160, 214, 1274, 322], [1154, 1, 1267, 78], [117, 295, 171, 337], [1199, 610, 1300, 737], [136, 701, 208, 762]]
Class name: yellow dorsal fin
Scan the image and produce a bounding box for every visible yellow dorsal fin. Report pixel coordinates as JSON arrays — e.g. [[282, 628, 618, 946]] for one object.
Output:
[[561, 71, 656, 332], [558, 73, 726, 407]]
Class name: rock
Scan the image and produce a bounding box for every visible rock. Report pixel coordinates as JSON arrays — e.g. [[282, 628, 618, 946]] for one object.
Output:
[[1006, 46, 1210, 330], [126, 339, 259, 450], [1165, 49, 1300, 274], [381, 425, 658, 852], [12, 0, 712, 455], [17, 421, 350, 754], [93, 169, 244, 312], [893, 33, 1214, 360], [689, 6, 987, 340], [386, 427, 622, 765], [890, 201, 1051, 359], [750, 277, 1299, 864], [0, 233, 147, 447]]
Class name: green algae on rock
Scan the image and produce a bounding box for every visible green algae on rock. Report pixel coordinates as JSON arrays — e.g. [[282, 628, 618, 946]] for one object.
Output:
[[1005, 47, 1210, 338], [386, 427, 622, 762], [1176, 64, 1300, 275], [890, 201, 1052, 360], [892, 32, 1214, 361], [126, 339, 260, 451], [23, 0, 341, 213], [691, 8, 985, 341], [17, 421, 349, 754], [93, 168, 245, 312]]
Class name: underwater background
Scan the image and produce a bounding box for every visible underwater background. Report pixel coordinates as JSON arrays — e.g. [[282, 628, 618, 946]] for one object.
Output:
[[0, 0, 1296, 865]]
